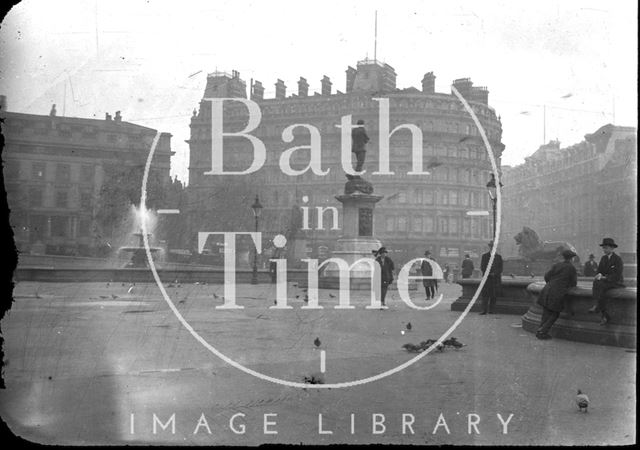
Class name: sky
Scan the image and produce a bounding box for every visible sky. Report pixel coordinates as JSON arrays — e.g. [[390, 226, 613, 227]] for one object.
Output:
[[0, 0, 637, 183]]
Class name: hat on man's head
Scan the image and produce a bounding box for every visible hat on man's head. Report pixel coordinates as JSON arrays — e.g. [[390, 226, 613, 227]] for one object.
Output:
[[599, 238, 618, 248], [589, 254, 595, 259], [465, 254, 470, 258], [424, 250, 431, 256], [378, 247, 388, 254], [561, 249, 577, 260], [357, 119, 365, 125]]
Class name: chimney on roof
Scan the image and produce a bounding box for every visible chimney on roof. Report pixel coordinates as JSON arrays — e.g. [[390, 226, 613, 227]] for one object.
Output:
[[297, 77, 309, 97], [275, 79, 286, 99], [345, 66, 356, 93], [232, 70, 240, 79], [452, 78, 473, 99], [421, 72, 436, 94], [105, 112, 112, 121], [0, 95, 7, 115], [321, 75, 332, 96], [114, 111, 122, 122], [49, 104, 57, 117], [470, 86, 489, 105], [251, 80, 264, 101]]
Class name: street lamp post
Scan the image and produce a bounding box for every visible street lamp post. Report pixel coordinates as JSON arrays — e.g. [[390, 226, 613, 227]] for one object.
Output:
[[486, 174, 503, 239], [251, 195, 263, 285]]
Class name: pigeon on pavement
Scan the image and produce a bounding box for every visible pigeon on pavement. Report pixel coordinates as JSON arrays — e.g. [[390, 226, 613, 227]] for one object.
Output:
[[406, 322, 412, 331], [303, 372, 325, 384], [510, 273, 516, 279], [576, 390, 589, 412], [329, 293, 336, 298], [314, 337, 321, 348]]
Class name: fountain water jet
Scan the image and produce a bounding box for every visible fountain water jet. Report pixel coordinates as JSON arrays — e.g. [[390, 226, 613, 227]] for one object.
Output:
[[117, 205, 164, 268]]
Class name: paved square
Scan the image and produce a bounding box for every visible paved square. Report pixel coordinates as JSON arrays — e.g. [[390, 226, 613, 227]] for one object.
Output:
[[1, 281, 635, 445]]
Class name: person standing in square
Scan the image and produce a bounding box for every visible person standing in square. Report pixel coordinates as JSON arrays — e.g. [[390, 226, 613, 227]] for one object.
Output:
[[480, 241, 503, 315], [375, 247, 395, 308]]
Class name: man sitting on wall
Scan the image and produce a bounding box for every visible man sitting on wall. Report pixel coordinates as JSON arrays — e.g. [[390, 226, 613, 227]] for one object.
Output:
[[588, 238, 624, 326]]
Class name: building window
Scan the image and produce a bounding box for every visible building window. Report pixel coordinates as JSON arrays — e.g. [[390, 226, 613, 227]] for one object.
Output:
[[32, 162, 46, 179], [460, 190, 469, 206], [56, 191, 68, 208], [29, 187, 43, 207], [439, 191, 448, 205], [78, 218, 92, 237], [449, 190, 458, 205], [51, 216, 69, 237], [450, 217, 459, 235], [56, 164, 71, 183], [81, 165, 94, 183], [463, 218, 471, 236], [29, 215, 47, 240], [423, 190, 433, 205], [412, 216, 423, 232], [423, 217, 434, 233], [80, 192, 92, 210], [398, 216, 407, 232], [413, 188, 422, 204], [386, 216, 395, 232], [398, 192, 407, 203], [439, 217, 448, 234]]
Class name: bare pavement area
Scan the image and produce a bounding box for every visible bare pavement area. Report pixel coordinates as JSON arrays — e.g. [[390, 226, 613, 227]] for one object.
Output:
[[1, 281, 636, 446]]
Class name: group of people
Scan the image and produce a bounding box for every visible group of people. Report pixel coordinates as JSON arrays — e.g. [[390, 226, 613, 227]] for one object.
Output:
[[535, 237, 624, 339]]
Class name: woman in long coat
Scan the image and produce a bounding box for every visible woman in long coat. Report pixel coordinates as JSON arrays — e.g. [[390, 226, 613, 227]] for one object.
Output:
[[536, 249, 578, 339]]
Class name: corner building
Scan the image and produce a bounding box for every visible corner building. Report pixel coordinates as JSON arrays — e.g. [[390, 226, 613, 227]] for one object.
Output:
[[187, 60, 504, 267]]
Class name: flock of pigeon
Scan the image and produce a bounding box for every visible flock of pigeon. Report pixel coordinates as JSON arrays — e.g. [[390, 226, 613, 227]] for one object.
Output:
[[402, 337, 465, 353]]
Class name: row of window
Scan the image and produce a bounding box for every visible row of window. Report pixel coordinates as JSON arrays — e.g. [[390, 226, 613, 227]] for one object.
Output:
[[4, 160, 95, 183], [19, 215, 92, 239], [384, 215, 491, 237], [27, 187, 93, 210]]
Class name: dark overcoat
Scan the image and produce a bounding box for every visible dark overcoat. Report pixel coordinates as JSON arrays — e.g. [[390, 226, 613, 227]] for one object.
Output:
[[420, 259, 437, 288], [351, 126, 369, 152], [376, 255, 395, 283], [461, 258, 474, 277], [537, 260, 578, 312]]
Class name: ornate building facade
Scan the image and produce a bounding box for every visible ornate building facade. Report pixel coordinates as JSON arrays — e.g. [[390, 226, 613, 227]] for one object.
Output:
[[500, 124, 637, 260], [2, 107, 173, 256], [187, 59, 504, 267]]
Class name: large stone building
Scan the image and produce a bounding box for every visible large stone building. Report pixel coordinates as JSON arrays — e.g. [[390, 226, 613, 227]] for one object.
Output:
[[1, 104, 173, 256], [500, 124, 637, 260], [186, 59, 505, 267]]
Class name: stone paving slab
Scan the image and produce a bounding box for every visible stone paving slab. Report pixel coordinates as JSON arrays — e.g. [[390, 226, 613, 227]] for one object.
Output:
[[1, 281, 636, 445]]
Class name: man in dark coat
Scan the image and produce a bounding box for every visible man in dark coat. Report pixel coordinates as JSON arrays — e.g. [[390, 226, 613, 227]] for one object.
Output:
[[536, 249, 578, 339], [583, 254, 598, 277], [420, 250, 437, 300], [480, 241, 503, 315], [588, 238, 624, 326], [461, 254, 474, 278], [351, 119, 370, 175], [375, 247, 395, 308]]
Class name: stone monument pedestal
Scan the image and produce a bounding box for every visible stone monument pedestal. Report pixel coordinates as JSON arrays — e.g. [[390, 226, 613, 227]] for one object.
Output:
[[317, 180, 415, 291], [319, 192, 383, 289]]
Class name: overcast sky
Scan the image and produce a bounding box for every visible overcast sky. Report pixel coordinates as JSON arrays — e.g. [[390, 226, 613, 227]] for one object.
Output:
[[1, 0, 636, 182]]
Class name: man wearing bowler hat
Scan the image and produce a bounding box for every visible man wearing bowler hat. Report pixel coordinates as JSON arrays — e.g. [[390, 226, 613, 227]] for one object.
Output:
[[480, 241, 503, 315], [583, 253, 598, 277], [588, 238, 625, 325], [375, 247, 395, 308], [535, 249, 578, 339]]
